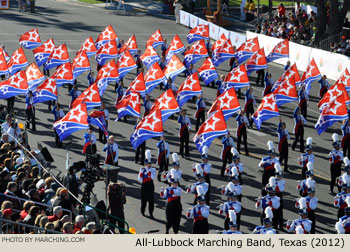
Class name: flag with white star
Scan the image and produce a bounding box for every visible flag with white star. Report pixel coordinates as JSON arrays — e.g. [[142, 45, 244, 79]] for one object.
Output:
[[19, 28, 42, 49], [235, 37, 260, 64], [7, 47, 29, 76], [44, 44, 70, 70], [71, 83, 101, 110], [95, 60, 119, 96], [272, 77, 298, 107], [197, 57, 218, 86], [115, 91, 141, 120], [72, 50, 91, 79], [95, 39, 118, 66], [193, 110, 228, 153], [33, 38, 55, 67], [273, 63, 301, 91], [165, 35, 185, 63], [246, 48, 268, 75], [124, 72, 146, 97], [51, 62, 74, 87], [0, 50, 9, 76], [220, 64, 250, 93], [163, 54, 186, 81], [302, 58, 321, 92], [266, 39, 289, 63], [117, 49, 137, 79], [144, 62, 166, 95], [88, 114, 108, 137], [149, 89, 180, 122], [187, 24, 209, 44], [78, 37, 97, 58], [211, 37, 235, 67], [315, 93, 348, 135], [140, 46, 161, 69], [318, 80, 350, 111], [0, 71, 28, 99], [95, 25, 119, 50], [32, 76, 57, 104], [176, 72, 202, 108], [130, 109, 164, 149], [146, 29, 164, 49], [54, 103, 89, 141], [26, 63, 46, 91], [339, 68, 350, 92], [183, 39, 208, 68], [207, 87, 241, 120], [252, 93, 280, 130], [119, 34, 138, 55]]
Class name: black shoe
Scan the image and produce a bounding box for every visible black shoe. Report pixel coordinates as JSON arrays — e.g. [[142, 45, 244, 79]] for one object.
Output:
[[150, 214, 154, 219], [157, 173, 161, 182], [141, 212, 145, 216]]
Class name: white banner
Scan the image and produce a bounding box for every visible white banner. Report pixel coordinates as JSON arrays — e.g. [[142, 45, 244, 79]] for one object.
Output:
[[310, 48, 350, 81], [289, 41, 311, 72], [229, 31, 246, 48], [179, 10, 190, 27], [189, 14, 198, 28], [197, 17, 208, 26], [209, 22, 220, 41], [218, 27, 230, 40]]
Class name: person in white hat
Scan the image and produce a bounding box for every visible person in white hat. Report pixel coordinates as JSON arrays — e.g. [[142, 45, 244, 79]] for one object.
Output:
[[329, 133, 344, 194], [222, 210, 242, 234], [298, 137, 314, 179], [187, 163, 209, 204], [252, 206, 276, 234], [286, 198, 312, 233]]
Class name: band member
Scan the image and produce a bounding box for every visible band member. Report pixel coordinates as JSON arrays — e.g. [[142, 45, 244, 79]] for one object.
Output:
[[298, 137, 314, 179], [318, 75, 330, 98], [195, 95, 206, 132], [200, 146, 212, 205], [329, 134, 344, 194], [52, 102, 65, 147], [221, 210, 242, 234], [225, 148, 244, 185], [220, 133, 235, 177], [82, 127, 97, 155], [295, 188, 318, 234], [277, 118, 290, 172], [220, 174, 242, 202], [263, 73, 273, 96], [236, 110, 249, 155], [157, 136, 170, 181], [252, 206, 276, 234], [292, 106, 306, 153], [286, 200, 312, 234], [298, 84, 308, 119], [297, 162, 316, 197], [178, 109, 191, 159], [187, 164, 209, 204], [138, 149, 156, 219], [334, 181, 350, 220], [338, 157, 350, 189], [99, 103, 109, 144], [25, 91, 36, 131], [103, 135, 118, 166], [163, 153, 183, 184], [218, 194, 242, 231], [335, 199, 350, 234], [143, 95, 152, 117], [259, 141, 279, 195], [69, 85, 81, 108], [342, 119, 350, 159], [256, 187, 280, 229], [244, 87, 256, 127]]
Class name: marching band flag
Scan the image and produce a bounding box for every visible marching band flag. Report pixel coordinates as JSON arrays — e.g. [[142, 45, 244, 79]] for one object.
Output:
[[78, 37, 97, 58], [7, 47, 29, 75], [88, 114, 108, 137], [272, 77, 298, 107], [235, 37, 260, 64], [187, 24, 209, 44], [19, 28, 42, 49], [252, 93, 280, 130], [51, 62, 74, 87], [183, 39, 208, 67], [339, 68, 350, 92], [197, 57, 218, 86], [318, 80, 350, 110], [220, 64, 250, 93], [119, 34, 138, 55], [71, 83, 101, 110], [165, 35, 185, 63], [124, 72, 146, 97], [211, 33, 227, 53], [0, 47, 10, 62], [26, 62, 46, 91], [72, 50, 91, 79], [273, 63, 301, 91], [44, 44, 70, 70], [301, 58, 321, 92], [0, 50, 9, 76], [207, 87, 241, 120], [212, 37, 235, 67], [163, 54, 186, 81], [266, 39, 289, 63], [140, 46, 161, 69], [54, 103, 89, 141], [246, 48, 268, 75], [149, 89, 180, 122], [315, 94, 348, 135], [144, 62, 166, 95], [115, 91, 141, 120], [95, 25, 119, 50], [33, 38, 55, 67], [193, 110, 228, 154], [146, 29, 164, 49], [95, 39, 118, 66], [117, 49, 137, 79], [95, 60, 119, 96], [32, 77, 57, 104], [130, 109, 164, 149], [176, 72, 202, 108], [0, 71, 28, 99]]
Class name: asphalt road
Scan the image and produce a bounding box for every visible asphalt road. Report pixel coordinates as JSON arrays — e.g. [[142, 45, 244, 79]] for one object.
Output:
[[0, 0, 346, 234]]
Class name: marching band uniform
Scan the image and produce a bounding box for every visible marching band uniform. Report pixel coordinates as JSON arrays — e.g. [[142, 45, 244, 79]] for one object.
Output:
[[220, 134, 235, 177], [335, 171, 350, 219], [200, 147, 212, 205], [256, 187, 281, 229], [219, 192, 242, 230], [138, 150, 156, 218], [225, 149, 244, 185], [195, 96, 206, 132], [295, 191, 318, 234], [178, 110, 191, 159], [160, 170, 182, 234], [135, 141, 146, 165], [186, 186, 210, 234], [69, 86, 81, 108], [221, 178, 242, 202], [99, 104, 109, 143], [236, 111, 249, 155], [342, 120, 350, 158], [25, 93, 36, 131], [298, 86, 308, 119], [338, 158, 350, 190], [287, 198, 312, 234], [222, 210, 242, 234], [157, 137, 170, 181], [329, 134, 344, 193], [297, 163, 316, 197], [52, 104, 65, 147], [335, 201, 350, 234], [259, 141, 279, 195], [263, 73, 273, 96], [292, 106, 306, 153], [277, 121, 290, 171], [163, 153, 183, 184], [252, 207, 276, 234], [244, 87, 256, 126], [143, 96, 153, 117], [187, 164, 209, 204], [298, 137, 314, 179], [318, 76, 330, 98], [82, 129, 97, 155], [103, 139, 118, 166]]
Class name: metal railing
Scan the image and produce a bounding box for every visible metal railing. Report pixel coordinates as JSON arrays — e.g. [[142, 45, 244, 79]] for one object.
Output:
[[0, 193, 73, 220], [0, 216, 63, 234], [318, 32, 342, 51]]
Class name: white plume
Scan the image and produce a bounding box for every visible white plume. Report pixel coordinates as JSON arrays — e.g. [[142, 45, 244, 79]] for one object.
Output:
[[172, 153, 179, 163], [196, 185, 205, 196], [195, 163, 203, 176], [269, 177, 276, 188], [228, 210, 237, 224], [264, 206, 273, 219], [343, 174, 350, 185], [306, 178, 316, 189], [298, 197, 307, 210], [344, 157, 350, 166], [274, 163, 282, 173], [332, 133, 339, 143], [295, 226, 304, 234], [145, 149, 151, 160], [307, 162, 314, 172], [231, 147, 239, 156], [170, 169, 178, 181], [227, 182, 235, 192], [231, 166, 239, 177], [267, 140, 275, 151], [202, 146, 208, 155], [306, 137, 313, 146], [346, 196, 350, 207], [336, 222, 345, 234]]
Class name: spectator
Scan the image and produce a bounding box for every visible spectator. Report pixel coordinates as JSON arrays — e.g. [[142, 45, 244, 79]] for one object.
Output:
[[48, 206, 63, 222], [277, 3, 285, 18], [19, 201, 34, 220], [4, 182, 21, 210], [73, 215, 85, 234], [62, 222, 74, 234], [22, 205, 41, 226]]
